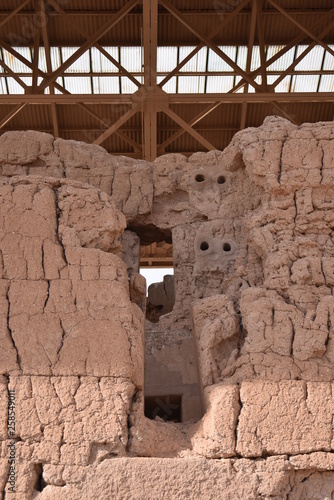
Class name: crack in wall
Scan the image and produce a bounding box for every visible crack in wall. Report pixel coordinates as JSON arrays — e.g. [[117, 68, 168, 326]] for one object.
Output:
[[293, 191, 298, 226], [320, 144, 324, 184], [5, 285, 21, 371], [234, 386, 242, 456], [278, 135, 288, 184], [290, 319, 296, 357], [53, 188, 68, 266], [126, 390, 140, 453], [56, 318, 66, 362], [43, 280, 50, 311]]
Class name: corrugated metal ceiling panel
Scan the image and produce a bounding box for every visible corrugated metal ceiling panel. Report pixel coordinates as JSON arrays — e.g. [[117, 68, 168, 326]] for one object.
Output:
[[63, 76, 92, 93], [1, 3, 334, 47], [157, 47, 178, 72], [319, 75, 334, 92], [266, 45, 295, 71], [323, 46, 334, 70], [295, 45, 324, 70], [4, 103, 51, 130], [291, 74, 320, 92], [178, 75, 205, 93], [92, 77, 120, 94]]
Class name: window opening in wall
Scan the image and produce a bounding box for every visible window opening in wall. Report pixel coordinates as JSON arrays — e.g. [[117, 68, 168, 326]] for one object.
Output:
[[139, 238, 175, 323], [144, 395, 182, 422]]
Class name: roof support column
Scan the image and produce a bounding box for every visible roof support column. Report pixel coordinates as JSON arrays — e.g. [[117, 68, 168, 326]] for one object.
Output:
[[143, 0, 158, 161]]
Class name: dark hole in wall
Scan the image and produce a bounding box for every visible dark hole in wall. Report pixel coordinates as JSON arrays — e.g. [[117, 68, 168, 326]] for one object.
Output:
[[200, 241, 209, 251], [34, 464, 47, 492], [195, 174, 205, 182], [144, 395, 182, 422]]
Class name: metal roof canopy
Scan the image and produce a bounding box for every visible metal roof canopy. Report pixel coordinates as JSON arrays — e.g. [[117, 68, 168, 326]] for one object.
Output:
[[0, 0, 334, 160]]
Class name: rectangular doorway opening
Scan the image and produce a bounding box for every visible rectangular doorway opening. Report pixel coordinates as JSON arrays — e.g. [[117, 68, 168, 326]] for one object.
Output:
[[144, 395, 182, 422], [140, 239, 175, 323]]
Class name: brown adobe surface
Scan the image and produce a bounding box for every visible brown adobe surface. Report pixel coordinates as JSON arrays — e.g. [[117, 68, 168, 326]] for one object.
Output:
[[1, 117, 334, 498]]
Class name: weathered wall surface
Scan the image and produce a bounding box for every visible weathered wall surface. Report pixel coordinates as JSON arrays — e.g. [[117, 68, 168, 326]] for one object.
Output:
[[0, 175, 144, 498], [1, 117, 334, 498]]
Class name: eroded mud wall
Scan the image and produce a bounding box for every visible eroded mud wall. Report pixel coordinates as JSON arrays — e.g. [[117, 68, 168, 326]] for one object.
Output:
[[1, 117, 334, 499]]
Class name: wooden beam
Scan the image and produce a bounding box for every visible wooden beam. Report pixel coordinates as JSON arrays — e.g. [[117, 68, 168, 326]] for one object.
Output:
[[0, 104, 27, 129], [39, 0, 139, 91], [163, 107, 216, 151], [93, 106, 139, 146], [159, 0, 250, 88], [160, 0, 261, 92]]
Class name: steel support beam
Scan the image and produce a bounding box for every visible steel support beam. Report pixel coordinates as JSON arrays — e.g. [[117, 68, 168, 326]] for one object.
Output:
[[39, 0, 59, 136], [158, 0, 250, 88], [93, 106, 139, 145], [142, 0, 158, 161], [272, 16, 334, 90], [160, 0, 261, 92], [267, 0, 334, 59], [1, 93, 334, 104], [0, 104, 27, 129], [240, 0, 257, 130], [158, 101, 222, 154], [38, 0, 139, 91], [229, 6, 334, 93], [48, 0, 141, 89], [163, 106, 215, 151]]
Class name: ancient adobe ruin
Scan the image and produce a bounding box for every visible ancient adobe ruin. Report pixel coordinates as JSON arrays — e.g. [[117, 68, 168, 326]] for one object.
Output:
[[1, 116, 334, 498]]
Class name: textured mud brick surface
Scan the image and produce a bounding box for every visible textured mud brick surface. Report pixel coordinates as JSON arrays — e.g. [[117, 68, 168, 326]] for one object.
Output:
[[1, 118, 334, 498]]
